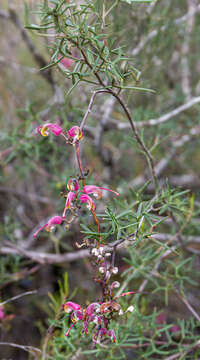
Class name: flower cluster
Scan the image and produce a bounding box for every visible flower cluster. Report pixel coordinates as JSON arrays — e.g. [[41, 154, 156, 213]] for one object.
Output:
[[63, 296, 134, 344], [32, 122, 135, 346], [33, 123, 119, 238]]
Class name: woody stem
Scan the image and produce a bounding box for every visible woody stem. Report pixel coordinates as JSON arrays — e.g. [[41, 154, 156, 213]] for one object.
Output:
[[75, 142, 85, 186], [91, 209, 101, 248]]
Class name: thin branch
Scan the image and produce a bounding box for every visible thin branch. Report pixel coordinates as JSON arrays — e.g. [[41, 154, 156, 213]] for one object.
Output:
[[0, 342, 41, 357], [0, 290, 37, 306], [0, 244, 90, 264], [174, 289, 200, 322], [80, 90, 109, 130], [107, 96, 200, 130], [180, 0, 197, 101], [164, 339, 200, 360], [108, 90, 159, 190]]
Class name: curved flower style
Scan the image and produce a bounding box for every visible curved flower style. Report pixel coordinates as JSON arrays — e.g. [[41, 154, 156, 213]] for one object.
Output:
[[83, 185, 119, 199], [33, 216, 63, 238], [67, 177, 79, 192], [63, 191, 76, 217], [80, 194, 96, 211], [68, 126, 83, 143], [37, 123, 62, 137]]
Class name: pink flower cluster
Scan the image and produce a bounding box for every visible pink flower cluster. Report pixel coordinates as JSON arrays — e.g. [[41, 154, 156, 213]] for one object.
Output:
[[36, 123, 83, 143], [63, 293, 135, 344], [63, 181, 119, 216], [63, 301, 116, 344], [33, 123, 119, 238]]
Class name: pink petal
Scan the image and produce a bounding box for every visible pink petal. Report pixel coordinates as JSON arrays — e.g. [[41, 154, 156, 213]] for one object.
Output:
[[80, 194, 96, 211], [83, 185, 119, 197], [67, 178, 79, 192], [63, 191, 76, 217], [47, 124, 63, 136], [86, 303, 100, 317], [48, 216, 63, 225], [36, 123, 62, 137], [68, 126, 83, 141], [63, 301, 81, 312]]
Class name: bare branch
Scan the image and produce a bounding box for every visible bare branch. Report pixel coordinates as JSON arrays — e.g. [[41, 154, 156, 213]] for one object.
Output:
[[108, 96, 200, 130], [0, 244, 90, 264], [0, 290, 37, 306], [0, 342, 41, 356], [181, 0, 197, 101]]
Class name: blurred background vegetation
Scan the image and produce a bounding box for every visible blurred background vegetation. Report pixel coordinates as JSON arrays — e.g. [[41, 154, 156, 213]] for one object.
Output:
[[1, 0, 200, 359]]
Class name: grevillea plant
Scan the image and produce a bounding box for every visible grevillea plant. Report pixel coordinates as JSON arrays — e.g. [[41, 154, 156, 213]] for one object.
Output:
[[17, 0, 200, 359], [34, 122, 136, 344]]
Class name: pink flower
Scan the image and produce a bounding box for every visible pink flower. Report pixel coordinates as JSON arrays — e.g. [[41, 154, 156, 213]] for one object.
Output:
[[68, 126, 83, 143], [37, 123, 62, 137], [67, 177, 79, 192], [63, 301, 81, 313], [80, 194, 96, 211], [86, 303, 100, 317], [0, 307, 5, 320], [33, 216, 63, 238], [58, 55, 75, 69], [83, 185, 119, 199], [63, 191, 76, 217]]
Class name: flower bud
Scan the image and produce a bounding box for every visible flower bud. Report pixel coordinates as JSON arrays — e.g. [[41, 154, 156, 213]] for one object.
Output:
[[99, 267, 105, 274], [126, 305, 134, 313], [112, 267, 118, 274]]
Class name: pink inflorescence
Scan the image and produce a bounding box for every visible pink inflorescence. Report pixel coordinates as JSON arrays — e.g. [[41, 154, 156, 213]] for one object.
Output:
[[63, 301, 116, 344]]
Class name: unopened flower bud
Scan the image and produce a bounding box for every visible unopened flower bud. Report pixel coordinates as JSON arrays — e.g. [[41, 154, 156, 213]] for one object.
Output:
[[99, 246, 104, 255], [91, 248, 99, 257], [111, 281, 120, 289], [105, 252, 111, 257], [99, 267, 105, 274], [126, 305, 134, 313], [112, 267, 118, 274]]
